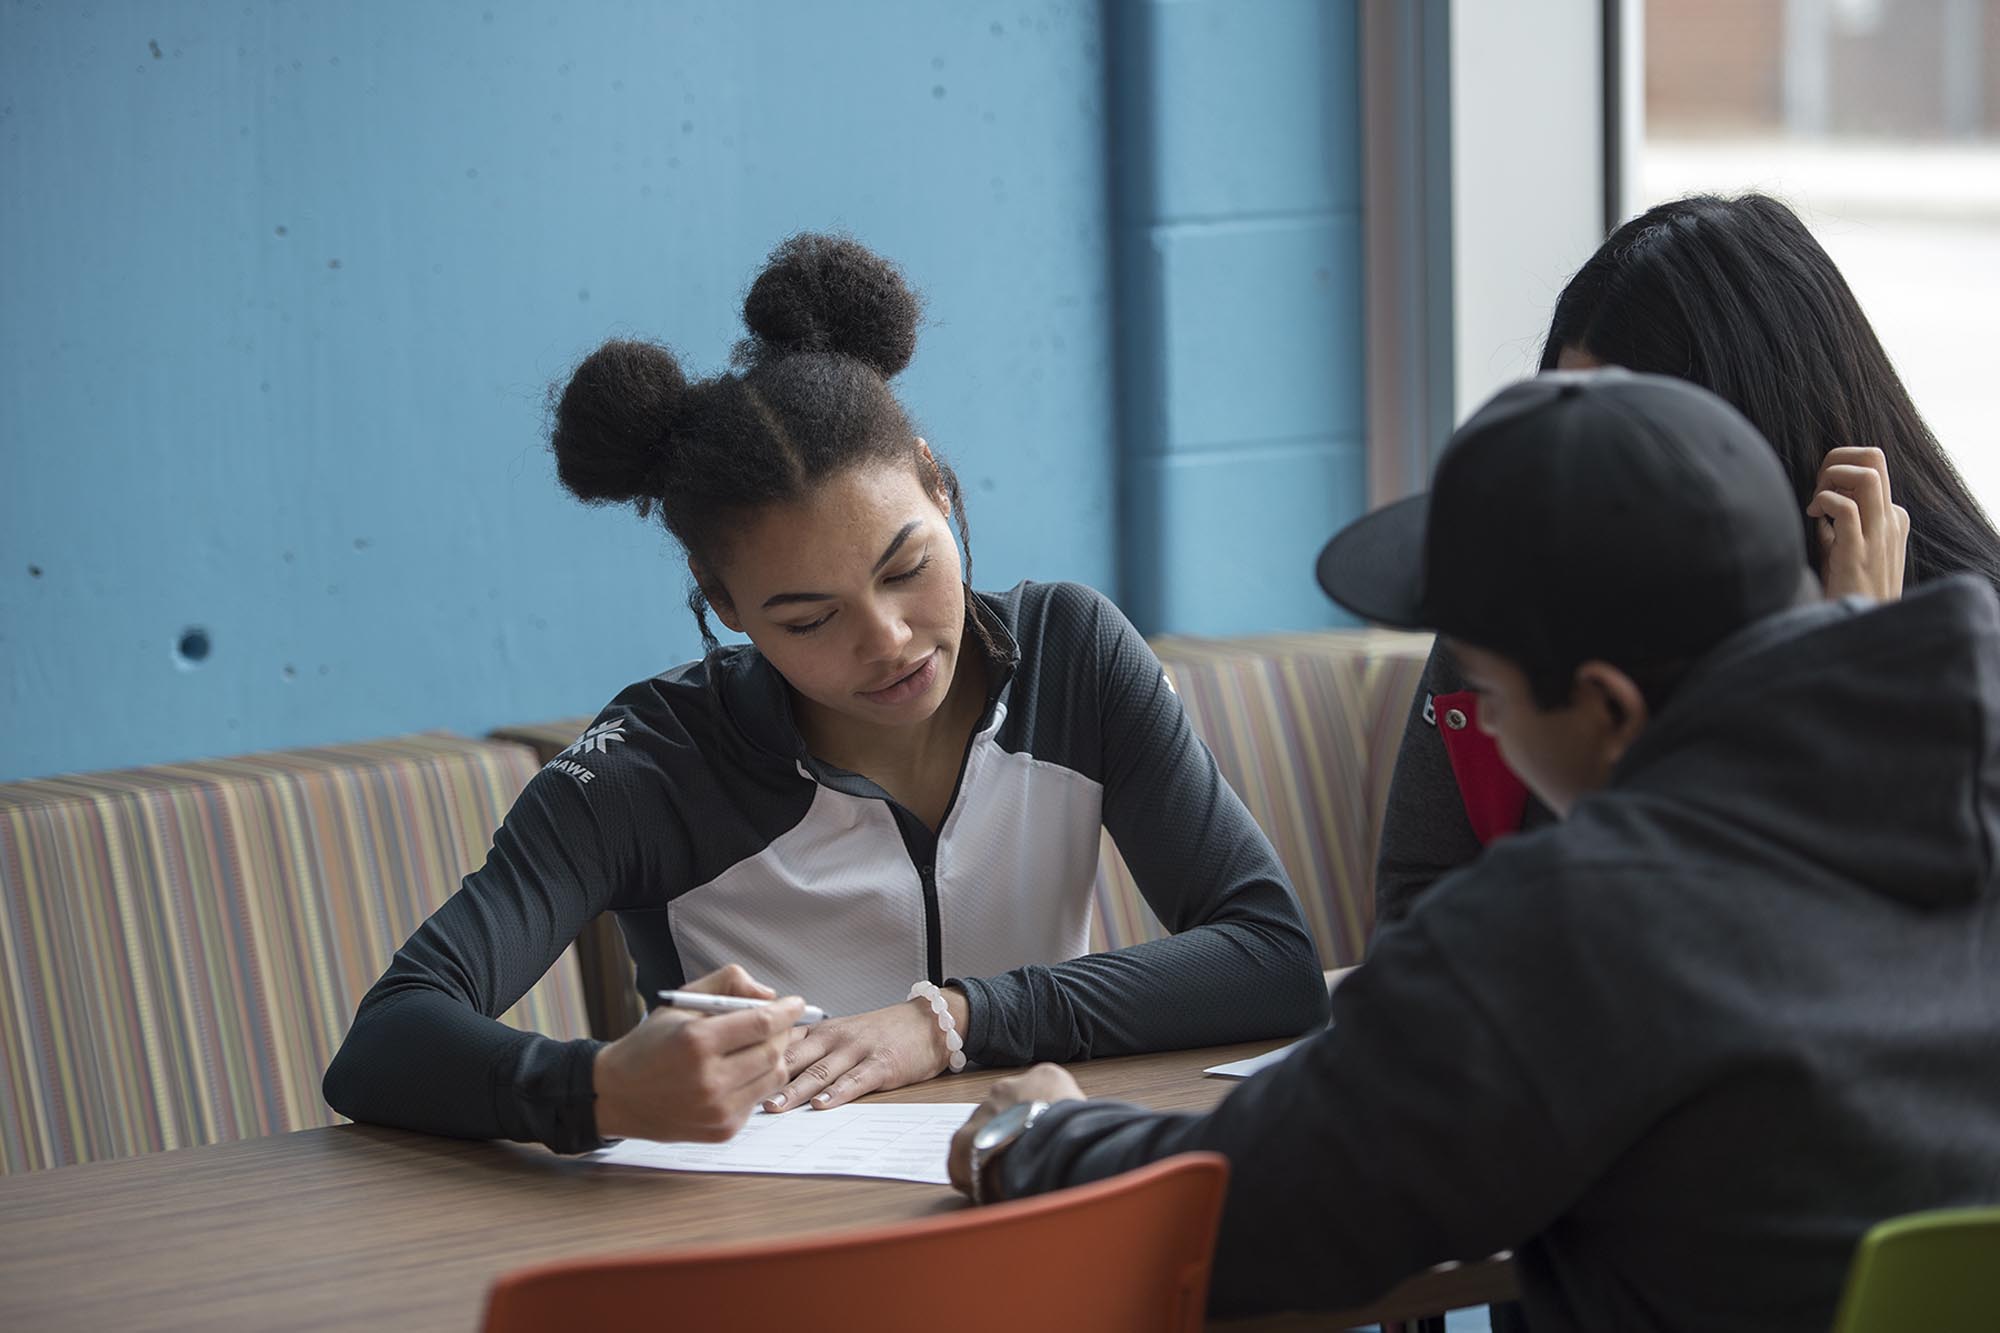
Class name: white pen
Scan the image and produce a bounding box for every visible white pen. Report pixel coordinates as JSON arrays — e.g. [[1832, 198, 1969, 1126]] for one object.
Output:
[[656, 989, 827, 1025]]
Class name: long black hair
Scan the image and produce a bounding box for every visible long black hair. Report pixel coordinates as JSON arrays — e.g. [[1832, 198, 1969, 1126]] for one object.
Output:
[[1542, 192, 2000, 593], [548, 234, 975, 652]]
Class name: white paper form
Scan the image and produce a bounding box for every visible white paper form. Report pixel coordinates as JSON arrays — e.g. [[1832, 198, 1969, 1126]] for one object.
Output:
[[590, 1102, 977, 1185], [1204, 1037, 1311, 1079]]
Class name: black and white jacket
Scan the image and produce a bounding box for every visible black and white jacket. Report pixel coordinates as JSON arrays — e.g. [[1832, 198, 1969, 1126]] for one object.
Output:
[[324, 581, 1329, 1153]]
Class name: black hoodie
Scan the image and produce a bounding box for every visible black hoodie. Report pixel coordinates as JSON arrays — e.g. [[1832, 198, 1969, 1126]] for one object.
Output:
[[998, 577, 2000, 1331]]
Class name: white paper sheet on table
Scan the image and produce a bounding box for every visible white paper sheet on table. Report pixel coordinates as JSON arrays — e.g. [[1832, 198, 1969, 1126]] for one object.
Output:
[[1204, 1037, 1312, 1079], [590, 1102, 977, 1185]]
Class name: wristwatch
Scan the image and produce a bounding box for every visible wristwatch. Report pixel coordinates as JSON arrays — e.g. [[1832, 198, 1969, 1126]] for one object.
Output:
[[967, 1099, 1052, 1205]]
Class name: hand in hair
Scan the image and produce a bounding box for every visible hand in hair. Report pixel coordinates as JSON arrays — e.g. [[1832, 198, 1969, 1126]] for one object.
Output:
[[591, 964, 802, 1142], [763, 988, 969, 1113], [1808, 446, 1911, 602]]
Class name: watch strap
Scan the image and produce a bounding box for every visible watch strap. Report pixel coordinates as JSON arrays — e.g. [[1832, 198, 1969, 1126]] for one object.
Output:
[[969, 1099, 1051, 1206]]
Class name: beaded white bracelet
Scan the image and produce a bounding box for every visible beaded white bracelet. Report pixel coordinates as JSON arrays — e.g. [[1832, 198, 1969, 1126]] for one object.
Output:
[[907, 981, 968, 1073]]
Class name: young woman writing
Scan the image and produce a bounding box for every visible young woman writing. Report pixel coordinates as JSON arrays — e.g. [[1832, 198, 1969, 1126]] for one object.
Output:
[[323, 234, 1328, 1152]]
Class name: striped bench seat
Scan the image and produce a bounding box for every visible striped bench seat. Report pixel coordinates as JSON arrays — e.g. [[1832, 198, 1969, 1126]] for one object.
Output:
[[1091, 627, 1433, 961], [497, 626, 1432, 1040], [0, 733, 591, 1175]]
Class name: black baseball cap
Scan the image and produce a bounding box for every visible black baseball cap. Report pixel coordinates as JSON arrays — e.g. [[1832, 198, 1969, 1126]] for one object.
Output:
[[1316, 369, 1812, 675]]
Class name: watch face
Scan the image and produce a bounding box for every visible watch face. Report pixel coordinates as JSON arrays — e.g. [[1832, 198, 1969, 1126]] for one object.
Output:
[[971, 1101, 1033, 1154]]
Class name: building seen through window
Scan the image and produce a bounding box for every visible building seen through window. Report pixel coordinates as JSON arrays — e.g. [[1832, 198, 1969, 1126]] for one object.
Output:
[[1641, 0, 2000, 511]]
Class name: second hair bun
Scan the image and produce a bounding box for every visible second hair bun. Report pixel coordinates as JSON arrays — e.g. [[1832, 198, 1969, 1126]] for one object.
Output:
[[739, 233, 921, 380]]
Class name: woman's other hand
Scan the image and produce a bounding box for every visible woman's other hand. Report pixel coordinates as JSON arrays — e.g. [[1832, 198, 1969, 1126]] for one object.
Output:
[[947, 1063, 1087, 1197], [592, 964, 801, 1142], [1809, 446, 1911, 601], [765, 986, 969, 1112]]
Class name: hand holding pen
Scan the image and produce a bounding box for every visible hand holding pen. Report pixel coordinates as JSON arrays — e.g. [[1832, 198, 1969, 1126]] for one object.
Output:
[[591, 964, 806, 1143], [657, 989, 828, 1025]]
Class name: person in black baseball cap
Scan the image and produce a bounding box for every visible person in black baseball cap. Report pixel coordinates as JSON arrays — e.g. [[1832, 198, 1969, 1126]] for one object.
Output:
[[1315, 368, 1818, 814], [947, 368, 2000, 1332]]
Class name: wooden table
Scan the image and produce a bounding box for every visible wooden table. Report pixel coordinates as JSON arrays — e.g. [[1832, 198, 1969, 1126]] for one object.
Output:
[[0, 1041, 1515, 1330]]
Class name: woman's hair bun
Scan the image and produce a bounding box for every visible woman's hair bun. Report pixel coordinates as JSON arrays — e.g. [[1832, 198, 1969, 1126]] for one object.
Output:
[[738, 232, 921, 379], [549, 339, 688, 509]]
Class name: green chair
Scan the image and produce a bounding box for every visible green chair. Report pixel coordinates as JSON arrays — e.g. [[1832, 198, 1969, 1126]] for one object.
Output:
[[1831, 1206, 2000, 1332]]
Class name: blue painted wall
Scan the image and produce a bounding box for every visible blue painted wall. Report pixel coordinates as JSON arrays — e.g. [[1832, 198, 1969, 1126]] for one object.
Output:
[[1112, 0, 1364, 636], [0, 0, 1364, 782]]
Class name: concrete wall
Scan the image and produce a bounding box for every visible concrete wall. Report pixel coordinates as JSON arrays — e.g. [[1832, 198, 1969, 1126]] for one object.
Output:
[[1111, 0, 1365, 636], [1, 0, 1366, 781]]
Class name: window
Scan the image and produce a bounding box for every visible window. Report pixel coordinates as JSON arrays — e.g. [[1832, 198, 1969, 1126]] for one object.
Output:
[[1638, 0, 2000, 511]]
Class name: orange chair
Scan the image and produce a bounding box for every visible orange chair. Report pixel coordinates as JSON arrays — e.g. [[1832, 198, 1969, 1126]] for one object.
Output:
[[481, 1152, 1230, 1333]]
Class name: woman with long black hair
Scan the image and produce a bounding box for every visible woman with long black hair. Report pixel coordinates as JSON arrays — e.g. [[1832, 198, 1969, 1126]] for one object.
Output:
[[1374, 191, 2000, 927]]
